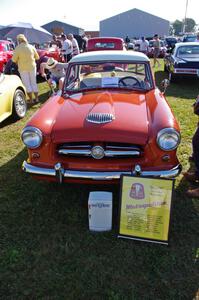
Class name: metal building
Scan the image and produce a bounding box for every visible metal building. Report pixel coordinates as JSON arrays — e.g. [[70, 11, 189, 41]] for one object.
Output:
[[42, 20, 84, 36], [100, 8, 169, 38]]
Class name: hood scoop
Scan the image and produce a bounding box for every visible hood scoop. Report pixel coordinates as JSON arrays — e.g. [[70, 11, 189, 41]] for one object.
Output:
[[86, 112, 115, 124], [86, 92, 115, 124]]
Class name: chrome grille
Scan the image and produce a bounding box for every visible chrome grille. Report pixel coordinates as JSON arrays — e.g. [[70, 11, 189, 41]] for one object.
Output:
[[86, 113, 115, 124], [58, 142, 142, 158]]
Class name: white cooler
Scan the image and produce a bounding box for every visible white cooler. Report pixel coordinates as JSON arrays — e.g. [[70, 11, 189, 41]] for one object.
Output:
[[88, 191, 112, 232]]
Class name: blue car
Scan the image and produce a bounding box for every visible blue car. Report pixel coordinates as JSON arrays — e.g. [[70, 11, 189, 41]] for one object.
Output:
[[164, 42, 199, 82]]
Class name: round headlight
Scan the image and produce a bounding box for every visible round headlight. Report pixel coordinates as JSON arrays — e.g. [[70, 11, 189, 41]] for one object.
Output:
[[157, 128, 180, 151], [21, 126, 43, 149]]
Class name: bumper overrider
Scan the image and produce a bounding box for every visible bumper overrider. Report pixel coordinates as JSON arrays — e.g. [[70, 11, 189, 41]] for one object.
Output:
[[22, 161, 182, 183]]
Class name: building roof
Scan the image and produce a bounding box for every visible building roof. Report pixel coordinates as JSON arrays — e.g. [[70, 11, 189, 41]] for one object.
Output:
[[70, 50, 150, 63], [42, 20, 84, 31], [101, 8, 169, 23]]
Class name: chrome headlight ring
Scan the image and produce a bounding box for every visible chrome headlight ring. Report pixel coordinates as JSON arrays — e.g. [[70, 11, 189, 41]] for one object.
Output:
[[21, 126, 43, 149], [157, 128, 181, 151]]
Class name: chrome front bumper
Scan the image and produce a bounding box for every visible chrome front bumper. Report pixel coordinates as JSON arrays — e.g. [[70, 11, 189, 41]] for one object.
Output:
[[22, 161, 182, 183]]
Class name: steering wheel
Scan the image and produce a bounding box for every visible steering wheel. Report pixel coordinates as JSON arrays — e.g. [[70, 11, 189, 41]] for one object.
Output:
[[119, 76, 140, 87]]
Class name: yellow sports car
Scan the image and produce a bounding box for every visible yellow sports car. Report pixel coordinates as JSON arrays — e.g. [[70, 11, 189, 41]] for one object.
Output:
[[0, 72, 27, 122]]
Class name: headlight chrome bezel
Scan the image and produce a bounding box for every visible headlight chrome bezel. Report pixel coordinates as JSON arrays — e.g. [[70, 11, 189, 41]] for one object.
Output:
[[21, 126, 43, 149], [157, 128, 181, 151]]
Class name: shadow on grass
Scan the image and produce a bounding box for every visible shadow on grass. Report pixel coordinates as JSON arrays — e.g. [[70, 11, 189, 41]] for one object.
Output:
[[0, 148, 198, 299], [155, 70, 199, 100]]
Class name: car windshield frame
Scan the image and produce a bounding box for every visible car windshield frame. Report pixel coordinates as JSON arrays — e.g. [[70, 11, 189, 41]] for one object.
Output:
[[63, 60, 154, 94]]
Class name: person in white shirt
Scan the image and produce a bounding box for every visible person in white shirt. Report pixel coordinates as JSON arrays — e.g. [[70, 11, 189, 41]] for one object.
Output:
[[67, 33, 80, 56], [61, 34, 73, 62], [139, 37, 149, 54]]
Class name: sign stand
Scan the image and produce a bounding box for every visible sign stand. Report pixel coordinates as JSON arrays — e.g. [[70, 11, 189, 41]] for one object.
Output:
[[118, 175, 174, 245]]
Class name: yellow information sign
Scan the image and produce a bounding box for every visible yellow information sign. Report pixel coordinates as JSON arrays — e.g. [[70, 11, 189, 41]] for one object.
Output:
[[118, 176, 174, 245]]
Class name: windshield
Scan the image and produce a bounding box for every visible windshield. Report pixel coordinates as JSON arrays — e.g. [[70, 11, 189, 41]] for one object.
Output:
[[177, 45, 199, 56], [64, 62, 153, 93], [94, 42, 116, 49]]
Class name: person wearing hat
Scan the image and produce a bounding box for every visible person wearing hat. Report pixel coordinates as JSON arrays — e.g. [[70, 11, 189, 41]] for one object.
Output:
[[12, 34, 40, 103], [40, 57, 68, 90]]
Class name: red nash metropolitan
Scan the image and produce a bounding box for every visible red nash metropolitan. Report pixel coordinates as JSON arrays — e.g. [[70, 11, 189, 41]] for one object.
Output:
[[21, 51, 181, 184]]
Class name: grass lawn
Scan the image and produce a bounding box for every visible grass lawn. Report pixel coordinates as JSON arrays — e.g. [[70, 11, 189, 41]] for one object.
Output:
[[0, 61, 199, 300]]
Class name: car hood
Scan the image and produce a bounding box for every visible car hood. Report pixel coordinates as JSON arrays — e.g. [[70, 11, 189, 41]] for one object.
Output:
[[51, 91, 149, 145]]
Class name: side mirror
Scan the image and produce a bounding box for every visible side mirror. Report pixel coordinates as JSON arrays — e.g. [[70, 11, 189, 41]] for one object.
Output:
[[161, 79, 170, 93]]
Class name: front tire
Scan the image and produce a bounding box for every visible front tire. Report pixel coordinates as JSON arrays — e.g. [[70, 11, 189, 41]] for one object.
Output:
[[12, 89, 27, 120]]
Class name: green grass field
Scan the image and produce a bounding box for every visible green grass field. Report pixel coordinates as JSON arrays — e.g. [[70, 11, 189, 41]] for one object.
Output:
[[0, 62, 199, 300]]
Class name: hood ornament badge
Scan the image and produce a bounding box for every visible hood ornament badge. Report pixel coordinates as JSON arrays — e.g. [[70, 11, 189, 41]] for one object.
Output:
[[86, 113, 115, 124]]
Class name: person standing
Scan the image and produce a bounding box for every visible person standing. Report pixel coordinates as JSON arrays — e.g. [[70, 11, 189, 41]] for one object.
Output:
[[125, 35, 130, 44], [12, 34, 39, 103], [152, 34, 161, 68], [81, 34, 88, 52], [50, 34, 62, 48], [61, 34, 73, 62], [67, 34, 80, 56], [139, 37, 149, 54]]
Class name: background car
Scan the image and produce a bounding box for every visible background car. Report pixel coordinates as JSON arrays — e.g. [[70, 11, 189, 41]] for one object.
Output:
[[0, 40, 15, 72], [147, 40, 167, 58], [182, 34, 197, 43], [21, 50, 181, 184], [36, 42, 63, 62], [0, 72, 27, 122], [164, 36, 178, 49], [164, 42, 199, 82], [87, 37, 126, 51]]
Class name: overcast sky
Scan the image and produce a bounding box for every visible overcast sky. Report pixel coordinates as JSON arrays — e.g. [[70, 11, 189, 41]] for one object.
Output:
[[1, 0, 198, 31]]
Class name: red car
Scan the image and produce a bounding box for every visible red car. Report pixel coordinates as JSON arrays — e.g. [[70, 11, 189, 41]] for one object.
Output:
[[21, 51, 181, 184], [0, 40, 15, 72], [36, 42, 63, 62], [87, 37, 126, 51]]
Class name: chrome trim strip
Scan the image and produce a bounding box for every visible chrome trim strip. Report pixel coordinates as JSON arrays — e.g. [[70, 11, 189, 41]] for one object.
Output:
[[22, 161, 182, 180], [104, 150, 140, 157], [59, 149, 91, 156], [174, 68, 197, 74], [58, 149, 140, 157]]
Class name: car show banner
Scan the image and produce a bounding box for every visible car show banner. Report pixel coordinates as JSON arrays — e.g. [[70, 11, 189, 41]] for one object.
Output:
[[118, 176, 174, 245]]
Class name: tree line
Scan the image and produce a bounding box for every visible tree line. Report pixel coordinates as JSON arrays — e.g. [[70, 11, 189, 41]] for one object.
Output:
[[170, 18, 198, 35]]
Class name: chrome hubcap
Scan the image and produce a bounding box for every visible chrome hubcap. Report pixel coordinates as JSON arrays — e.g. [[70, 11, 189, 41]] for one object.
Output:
[[15, 93, 26, 117]]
